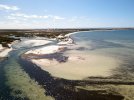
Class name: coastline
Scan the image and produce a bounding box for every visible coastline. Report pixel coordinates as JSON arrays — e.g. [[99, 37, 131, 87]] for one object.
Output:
[[65, 29, 118, 37], [23, 31, 121, 80], [2, 29, 134, 99]]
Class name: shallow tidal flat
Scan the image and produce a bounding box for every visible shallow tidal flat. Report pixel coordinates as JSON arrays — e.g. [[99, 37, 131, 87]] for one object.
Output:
[[29, 50, 121, 80], [23, 37, 122, 80], [22, 30, 134, 100]]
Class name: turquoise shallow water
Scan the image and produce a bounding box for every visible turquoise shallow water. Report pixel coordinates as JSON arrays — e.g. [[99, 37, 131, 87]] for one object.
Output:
[[70, 30, 134, 80], [71, 30, 134, 57]]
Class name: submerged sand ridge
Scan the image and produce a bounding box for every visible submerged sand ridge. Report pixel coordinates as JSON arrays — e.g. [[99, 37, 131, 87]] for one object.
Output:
[[24, 35, 122, 80], [31, 50, 121, 80]]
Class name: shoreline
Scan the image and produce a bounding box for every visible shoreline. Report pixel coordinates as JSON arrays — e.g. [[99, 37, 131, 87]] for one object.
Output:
[[1, 29, 134, 99], [65, 29, 120, 37], [23, 31, 122, 80]]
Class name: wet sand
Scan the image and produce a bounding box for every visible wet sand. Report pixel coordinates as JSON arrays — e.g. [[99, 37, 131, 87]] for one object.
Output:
[[31, 50, 121, 80]]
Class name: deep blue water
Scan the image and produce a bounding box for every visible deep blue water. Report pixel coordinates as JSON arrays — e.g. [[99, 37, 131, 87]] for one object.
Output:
[[72, 30, 134, 41], [71, 30, 134, 52]]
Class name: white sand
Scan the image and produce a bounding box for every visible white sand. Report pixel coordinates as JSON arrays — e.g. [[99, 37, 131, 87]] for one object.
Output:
[[0, 44, 4, 50], [0, 44, 12, 57], [31, 50, 121, 80], [58, 38, 74, 45], [25, 45, 63, 55], [25, 37, 75, 55], [17, 39, 53, 48], [65, 31, 85, 37]]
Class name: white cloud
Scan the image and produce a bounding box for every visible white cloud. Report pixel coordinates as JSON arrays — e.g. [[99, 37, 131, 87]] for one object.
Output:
[[0, 4, 19, 11], [1, 9, 94, 29], [10, 13, 49, 19], [7, 13, 48, 21], [1, 14, 91, 29], [7, 16, 17, 20], [53, 16, 65, 20], [8, 13, 65, 20]]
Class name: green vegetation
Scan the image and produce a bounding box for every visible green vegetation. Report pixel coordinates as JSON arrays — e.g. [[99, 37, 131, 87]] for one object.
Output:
[[0, 31, 25, 37], [0, 36, 15, 43], [0, 30, 72, 38], [4, 58, 53, 100], [0, 36, 19, 47]]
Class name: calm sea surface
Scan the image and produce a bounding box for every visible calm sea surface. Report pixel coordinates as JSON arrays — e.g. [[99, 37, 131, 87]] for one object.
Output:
[[72, 30, 134, 58]]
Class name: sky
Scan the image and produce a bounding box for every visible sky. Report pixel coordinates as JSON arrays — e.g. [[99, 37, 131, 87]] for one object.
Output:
[[0, 0, 134, 29]]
